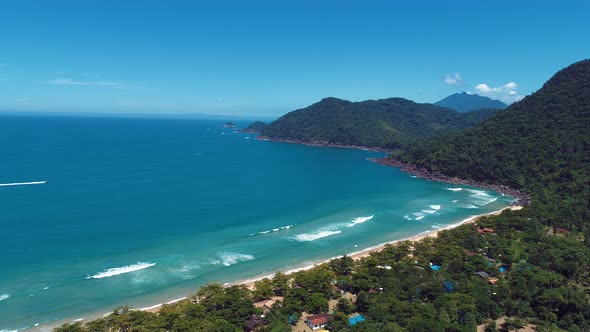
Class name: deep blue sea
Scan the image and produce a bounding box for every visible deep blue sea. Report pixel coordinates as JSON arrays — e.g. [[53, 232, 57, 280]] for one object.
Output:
[[0, 115, 513, 331]]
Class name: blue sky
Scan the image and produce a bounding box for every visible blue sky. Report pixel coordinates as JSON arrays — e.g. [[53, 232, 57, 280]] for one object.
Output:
[[0, 0, 589, 117]]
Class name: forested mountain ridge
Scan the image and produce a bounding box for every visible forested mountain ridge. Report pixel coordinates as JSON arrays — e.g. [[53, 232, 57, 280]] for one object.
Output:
[[435, 92, 508, 112], [258, 97, 498, 149], [393, 59, 590, 230]]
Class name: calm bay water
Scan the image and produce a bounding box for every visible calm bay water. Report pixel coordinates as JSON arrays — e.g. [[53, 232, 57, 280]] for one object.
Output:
[[0, 115, 512, 331]]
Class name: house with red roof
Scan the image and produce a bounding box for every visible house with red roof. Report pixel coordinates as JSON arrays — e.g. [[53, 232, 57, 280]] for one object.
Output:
[[305, 313, 331, 330]]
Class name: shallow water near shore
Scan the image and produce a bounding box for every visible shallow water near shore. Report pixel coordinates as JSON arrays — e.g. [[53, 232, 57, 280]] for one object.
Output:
[[0, 115, 513, 331]]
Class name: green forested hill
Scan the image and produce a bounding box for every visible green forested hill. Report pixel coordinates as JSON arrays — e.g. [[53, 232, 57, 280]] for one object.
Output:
[[241, 121, 269, 132], [259, 97, 498, 149], [392, 59, 590, 230]]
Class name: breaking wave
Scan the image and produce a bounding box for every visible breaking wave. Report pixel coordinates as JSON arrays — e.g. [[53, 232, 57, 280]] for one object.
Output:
[[445, 187, 463, 192], [421, 204, 441, 215], [87, 262, 156, 279], [347, 215, 374, 227], [292, 230, 341, 242], [415, 216, 425, 220], [174, 263, 201, 280], [0, 294, 10, 302], [210, 252, 255, 267], [466, 189, 497, 205]]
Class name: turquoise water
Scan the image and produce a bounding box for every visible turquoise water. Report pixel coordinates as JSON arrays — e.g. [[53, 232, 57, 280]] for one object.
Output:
[[0, 115, 513, 331]]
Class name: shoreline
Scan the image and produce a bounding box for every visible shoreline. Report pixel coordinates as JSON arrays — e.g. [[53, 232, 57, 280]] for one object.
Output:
[[251, 135, 530, 206], [372, 157, 531, 206], [254, 136, 392, 153], [31, 139, 524, 331], [137, 205, 521, 314]]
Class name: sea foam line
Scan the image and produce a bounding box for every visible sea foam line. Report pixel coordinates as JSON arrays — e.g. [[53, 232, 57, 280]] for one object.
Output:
[[0, 181, 46, 187], [347, 215, 374, 227], [292, 230, 341, 242], [87, 262, 156, 279], [210, 252, 255, 267], [0, 294, 10, 301]]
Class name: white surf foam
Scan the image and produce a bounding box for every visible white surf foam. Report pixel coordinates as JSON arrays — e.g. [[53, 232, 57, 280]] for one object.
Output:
[[211, 252, 255, 267], [347, 215, 374, 227], [403, 215, 412, 221], [430, 205, 441, 210], [87, 262, 156, 279], [422, 209, 436, 214], [445, 187, 463, 192], [174, 263, 201, 280], [415, 216, 425, 220], [292, 230, 341, 242], [0, 181, 46, 187], [452, 200, 458, 203], [0, 294, 10, 301], [466, 189, 497, 206]]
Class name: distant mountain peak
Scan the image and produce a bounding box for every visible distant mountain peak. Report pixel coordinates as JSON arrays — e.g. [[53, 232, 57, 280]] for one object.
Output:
[[435, 92, 507, 112]]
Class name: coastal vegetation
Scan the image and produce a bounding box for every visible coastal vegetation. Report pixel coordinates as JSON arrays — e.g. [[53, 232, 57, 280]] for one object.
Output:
[[258, 97, 498, 149], [240, 121, 269, 133], [56, 60, 590, 332]]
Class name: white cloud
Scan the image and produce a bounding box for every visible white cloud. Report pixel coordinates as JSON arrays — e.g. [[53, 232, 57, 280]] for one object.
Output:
[[44, 78, 136, 89], [473, 81, 523, 104], [474, 83, 491, 92], [443, 72, 463, 86], [504, 82, 517, 89]]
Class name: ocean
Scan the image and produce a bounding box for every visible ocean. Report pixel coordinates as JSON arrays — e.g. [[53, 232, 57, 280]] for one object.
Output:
[[0, 115, 513, 331]]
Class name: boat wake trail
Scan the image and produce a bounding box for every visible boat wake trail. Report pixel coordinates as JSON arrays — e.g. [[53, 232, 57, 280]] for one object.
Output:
[[0, 181, 46, 187]]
